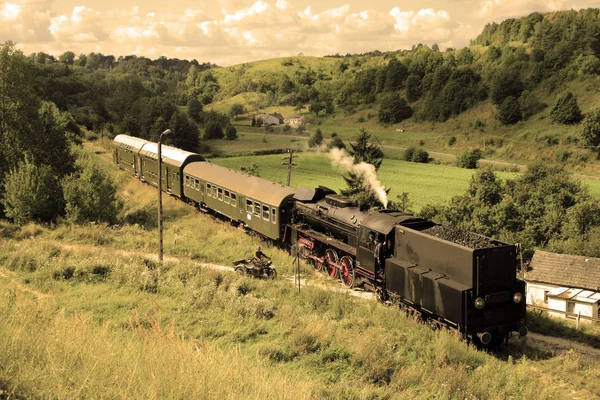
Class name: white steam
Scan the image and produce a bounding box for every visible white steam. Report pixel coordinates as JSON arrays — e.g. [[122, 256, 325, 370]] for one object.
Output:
[[328, 148, 388, 208]]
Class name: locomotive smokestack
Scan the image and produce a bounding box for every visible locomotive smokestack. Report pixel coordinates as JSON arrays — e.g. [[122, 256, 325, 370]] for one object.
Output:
[[328, 148, 388, 208]]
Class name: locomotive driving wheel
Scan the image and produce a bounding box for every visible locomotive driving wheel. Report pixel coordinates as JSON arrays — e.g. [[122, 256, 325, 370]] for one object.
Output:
[[324, 248, 339, 279], [339, 256, 355, 288]]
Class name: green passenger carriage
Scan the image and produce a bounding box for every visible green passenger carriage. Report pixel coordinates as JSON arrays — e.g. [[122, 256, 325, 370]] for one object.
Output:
[[138, 142, 205, 198], [183, 162, 296, 240], [113, 135, 150, 176]]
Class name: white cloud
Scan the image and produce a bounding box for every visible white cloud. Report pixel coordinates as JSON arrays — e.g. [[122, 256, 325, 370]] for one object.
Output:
[[49, 6, 108, 42], [0, 0, 52, 42]]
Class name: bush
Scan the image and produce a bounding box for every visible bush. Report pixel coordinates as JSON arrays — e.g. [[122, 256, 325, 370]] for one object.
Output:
[[308, 129, 324, 148], [448, 136, 456, 146], [326, 133, 346, 151], [1, 157, 62, 224], [411, 149, 430, 163], [581, 108, 600, 147], [225, 125, 238, 140], [378, 95, 412, 124], [457, 149, 483, 169], [404, 147, 415, 161], [204, 122, 224, 139], [62, 155, 121, 224], [550, 92, 583, 125], [498, 96, 522, 125]]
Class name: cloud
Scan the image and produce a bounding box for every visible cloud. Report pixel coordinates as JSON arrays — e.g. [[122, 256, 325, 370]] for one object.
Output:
[[476, 0, 600, 19], [0, 0, 53, 42], [50, 6, 108, 42]]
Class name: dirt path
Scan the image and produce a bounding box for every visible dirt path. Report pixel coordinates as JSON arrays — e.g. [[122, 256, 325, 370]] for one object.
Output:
[[526, 332, 600, 365]]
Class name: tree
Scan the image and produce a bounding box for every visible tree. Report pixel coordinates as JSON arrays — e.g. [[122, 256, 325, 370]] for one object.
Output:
[[63, 155, 121, 224], [35, 101, 76, 177], [1, 158, 62, 224], [550, 92, 583, 125], [228, 103, 246, 119], [519, 90, 546, 120], [384, 58, 407, 92], [58, 51, 75, 66], [309, 101, 325, 116], [581, 108, 600, 147], [498, 96, 522, 125], [169, 110, 199, 151], [225, 125, 238, 140], [308, 129, 324, 147], [457, 149, 483, 169], [378, 94, 412, 124], [204, 122, 224, 140], [187, 97, 203, 122], [326, 133, 346, 150], [490, 68, 523, 105], [405, 74, 422, 103], [340, 129, 388, 209]]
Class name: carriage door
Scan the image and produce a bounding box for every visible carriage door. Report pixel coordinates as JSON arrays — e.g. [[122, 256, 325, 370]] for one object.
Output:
[[201, 183, 206, 203]]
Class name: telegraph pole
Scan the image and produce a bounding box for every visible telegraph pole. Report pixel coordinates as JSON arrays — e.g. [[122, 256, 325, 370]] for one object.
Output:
[[282, 150, 298, 186], [158, 128, 172, 264]]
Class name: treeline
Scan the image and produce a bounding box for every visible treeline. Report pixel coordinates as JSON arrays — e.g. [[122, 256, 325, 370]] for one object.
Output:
[[421, 164, 600, 259]]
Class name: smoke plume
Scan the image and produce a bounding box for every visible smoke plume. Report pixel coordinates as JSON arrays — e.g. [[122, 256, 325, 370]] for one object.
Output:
[[328, 148, 388, 208]]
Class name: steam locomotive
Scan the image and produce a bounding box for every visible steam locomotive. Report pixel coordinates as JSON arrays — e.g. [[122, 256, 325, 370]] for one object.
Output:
[[113, 134, 528, 346]]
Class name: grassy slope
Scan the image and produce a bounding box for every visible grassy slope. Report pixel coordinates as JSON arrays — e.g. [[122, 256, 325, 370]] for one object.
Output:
[[1, 141, 599, 398], [209, 54, 600, 175]]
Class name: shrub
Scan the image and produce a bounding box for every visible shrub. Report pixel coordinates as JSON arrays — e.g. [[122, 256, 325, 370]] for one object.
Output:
[[448, 136, 457, 146], [378, 94, 412, 124], [581, 108, 600, 147], [550, 92, 583, 125], [204, 122, 224, 139], [1, 157, 62, 224], [411, 149, 430, 163], [326, 133, 346, 151], [62, 155, 121, 224], [457, 149, 482, 169], [498, 96, 522, 125], [308, 129, 324, 148], [404, 147, 416, 161], [225, 125, 238, 140]]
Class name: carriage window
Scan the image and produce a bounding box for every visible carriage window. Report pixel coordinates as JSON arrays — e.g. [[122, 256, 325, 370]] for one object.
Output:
[[224, 190, 230, 204], [185, 176, 190, 187], [195, 179, 200, 190], [262, 205, 269, 220], [217, 187, 223, 201], [207, 183, 211, 193], [246, 199, 253, 213], [271, 208, 276, 224], [213, 185, 217, 198], [254, 201, 261, 216], [231, 193, 237, 207]]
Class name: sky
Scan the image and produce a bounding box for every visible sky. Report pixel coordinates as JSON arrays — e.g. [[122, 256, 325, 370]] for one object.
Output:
[[1, 0, 597, 66]]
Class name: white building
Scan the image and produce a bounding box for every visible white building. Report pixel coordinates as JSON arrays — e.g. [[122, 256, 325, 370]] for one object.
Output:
[[524, 250, 600, 323]]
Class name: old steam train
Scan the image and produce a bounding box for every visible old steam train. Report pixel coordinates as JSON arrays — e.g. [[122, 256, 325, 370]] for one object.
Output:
[[113, 134, 528, 346]]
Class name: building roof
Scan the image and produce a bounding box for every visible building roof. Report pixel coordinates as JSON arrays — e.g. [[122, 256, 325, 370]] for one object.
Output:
[[114, 134, 150, 152], [524, 250, 600, 291], [547, 287, 600, 304], [183, 162, 296, 207], [140, 142, 205, 167]]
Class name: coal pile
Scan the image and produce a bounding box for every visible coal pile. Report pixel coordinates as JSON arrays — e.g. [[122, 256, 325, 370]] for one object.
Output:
[[422, 225, 500, 249]]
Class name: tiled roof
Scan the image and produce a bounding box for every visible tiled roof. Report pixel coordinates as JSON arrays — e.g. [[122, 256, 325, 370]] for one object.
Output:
[[524, 250, 600, 291]]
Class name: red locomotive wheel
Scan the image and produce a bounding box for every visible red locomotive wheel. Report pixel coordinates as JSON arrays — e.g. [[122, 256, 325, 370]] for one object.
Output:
[[339, 256, 355, 288], [324, 248, 339, 279], [313, 256, 325, 272]]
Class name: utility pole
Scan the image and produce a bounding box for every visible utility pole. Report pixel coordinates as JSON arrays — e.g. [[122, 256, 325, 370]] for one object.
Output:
[[282, 150, 298, 186], [158, 128, 172, 264]]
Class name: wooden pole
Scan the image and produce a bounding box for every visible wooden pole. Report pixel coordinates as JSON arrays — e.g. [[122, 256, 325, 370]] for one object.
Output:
[[577, 311, 581, 329]]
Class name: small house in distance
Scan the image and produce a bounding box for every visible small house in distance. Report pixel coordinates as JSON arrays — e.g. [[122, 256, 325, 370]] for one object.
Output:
[[524, 250, 600, 323], [255, 113, 284, 126]]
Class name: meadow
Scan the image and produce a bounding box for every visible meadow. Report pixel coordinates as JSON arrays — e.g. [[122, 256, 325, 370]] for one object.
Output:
[[1, 141, 600, 398], [211, 150, 600, 211]]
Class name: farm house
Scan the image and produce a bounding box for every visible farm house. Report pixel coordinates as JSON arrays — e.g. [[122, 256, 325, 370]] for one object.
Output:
[[524, 250, 600, 323]]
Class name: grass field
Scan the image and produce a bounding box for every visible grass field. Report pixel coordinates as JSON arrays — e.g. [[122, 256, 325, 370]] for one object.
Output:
[[1, 141, 600, 398]]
